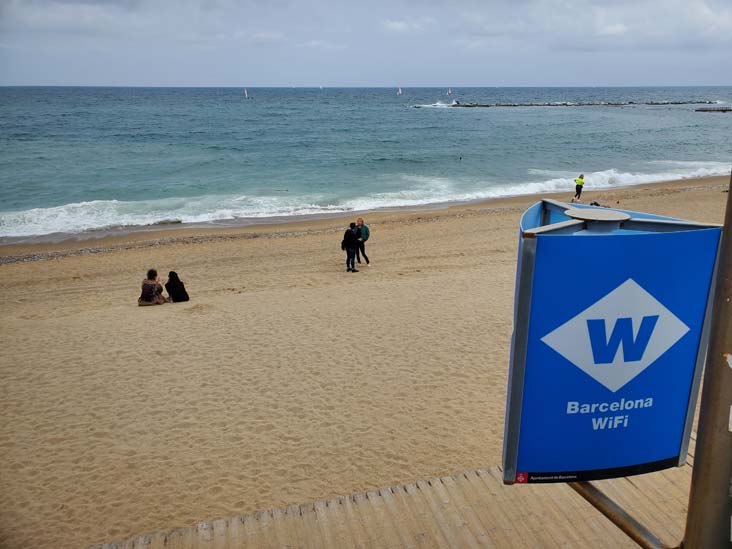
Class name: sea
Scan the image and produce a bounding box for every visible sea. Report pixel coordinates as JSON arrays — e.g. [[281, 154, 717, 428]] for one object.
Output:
[[1, 86, 731, 241]]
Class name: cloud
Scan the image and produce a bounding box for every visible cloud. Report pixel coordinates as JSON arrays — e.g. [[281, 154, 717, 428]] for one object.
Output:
[[300, 39, 345, 50], [244, 31, 286, 45], [0, 0, 730, 85], [450, 0, 732, 52], [0, 0, 130, 36], [382, 17, 435, 33], [383, 20, 414, 32], [596, 23, 628, 37]]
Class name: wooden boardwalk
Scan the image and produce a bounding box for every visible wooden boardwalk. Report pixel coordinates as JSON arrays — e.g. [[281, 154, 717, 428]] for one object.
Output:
[[92, 436, 695, 549]]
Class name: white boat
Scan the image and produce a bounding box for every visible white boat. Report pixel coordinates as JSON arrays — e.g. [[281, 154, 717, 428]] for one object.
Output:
[[244, 88, 249, 99], [447, 88, 453, 96], [397, 87, 403, 96]]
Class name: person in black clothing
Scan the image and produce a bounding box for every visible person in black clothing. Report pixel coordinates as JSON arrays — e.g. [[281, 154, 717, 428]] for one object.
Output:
[[342, 222, 359, 273], [165, 271, 190, 302]]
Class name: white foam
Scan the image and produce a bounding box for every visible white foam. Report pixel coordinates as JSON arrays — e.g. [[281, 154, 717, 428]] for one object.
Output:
[[0, 195, 349, 238], [413, 101, 454, 108], [344, 162, 730, 211], [1, 161, 729, 237]]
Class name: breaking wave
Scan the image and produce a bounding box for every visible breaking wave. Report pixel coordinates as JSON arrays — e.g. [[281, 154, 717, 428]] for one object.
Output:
[[412, 101, 457, 109], [1, 161, 728, 238]]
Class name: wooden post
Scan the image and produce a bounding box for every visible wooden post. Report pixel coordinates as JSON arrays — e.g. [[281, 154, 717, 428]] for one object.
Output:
[[683, 169, 732, 548]]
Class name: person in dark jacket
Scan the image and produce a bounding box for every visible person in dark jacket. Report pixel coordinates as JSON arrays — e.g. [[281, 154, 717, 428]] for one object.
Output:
[[342, 222, 360, 272], [355, 217, 370, 266], [165, 271, 190, 302]]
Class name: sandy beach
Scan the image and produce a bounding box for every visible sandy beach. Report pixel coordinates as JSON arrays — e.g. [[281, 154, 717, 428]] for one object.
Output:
[[0, 176, 728, 548]]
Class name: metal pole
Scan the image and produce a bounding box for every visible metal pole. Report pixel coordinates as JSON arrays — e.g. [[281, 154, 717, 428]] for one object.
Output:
[[569, 481, 669, 549], [683, 169, 732, 548]]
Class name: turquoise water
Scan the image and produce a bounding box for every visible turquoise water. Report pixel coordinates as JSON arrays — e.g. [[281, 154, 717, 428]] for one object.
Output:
[[0, 86, 730, 238]]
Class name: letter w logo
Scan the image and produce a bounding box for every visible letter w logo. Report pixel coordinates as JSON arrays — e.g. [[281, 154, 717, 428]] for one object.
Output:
[[586, 316, 659, 364]]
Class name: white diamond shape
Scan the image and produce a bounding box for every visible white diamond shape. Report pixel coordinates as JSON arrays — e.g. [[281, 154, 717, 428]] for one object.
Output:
[[540, 279, 689, 392]]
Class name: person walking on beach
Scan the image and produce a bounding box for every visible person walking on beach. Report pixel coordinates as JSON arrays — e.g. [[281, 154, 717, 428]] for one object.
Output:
[[355, 217, 371, 266], [574, 174, 585, 201], [342, 222, 360, 273]]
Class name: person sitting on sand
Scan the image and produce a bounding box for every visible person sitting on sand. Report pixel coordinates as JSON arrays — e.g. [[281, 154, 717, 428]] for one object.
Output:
[[342, 222, 360, 273], [138, 269, 166, 306], [165, 271, 190, 303]]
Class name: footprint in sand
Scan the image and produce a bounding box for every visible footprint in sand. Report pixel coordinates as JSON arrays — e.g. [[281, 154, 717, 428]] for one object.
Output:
[[154, 349, 177, 357], [182, 304, 213, 315]]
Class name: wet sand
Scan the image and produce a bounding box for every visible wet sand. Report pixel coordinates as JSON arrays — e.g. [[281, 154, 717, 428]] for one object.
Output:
[[0, 175, 728, 548]]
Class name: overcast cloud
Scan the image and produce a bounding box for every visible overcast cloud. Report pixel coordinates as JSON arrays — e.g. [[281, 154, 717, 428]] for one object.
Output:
[[0, 0, 730, 86]]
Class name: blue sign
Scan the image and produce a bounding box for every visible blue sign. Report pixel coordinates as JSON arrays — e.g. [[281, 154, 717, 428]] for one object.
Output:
[[502, 200, 721, 484]]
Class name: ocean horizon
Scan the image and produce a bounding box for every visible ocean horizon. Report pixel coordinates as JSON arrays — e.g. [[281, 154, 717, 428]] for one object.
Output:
[[1, 86, 730, 239]]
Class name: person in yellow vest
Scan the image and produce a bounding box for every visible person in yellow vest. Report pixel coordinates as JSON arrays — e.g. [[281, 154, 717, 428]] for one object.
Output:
[[574, 174, 585, 201]]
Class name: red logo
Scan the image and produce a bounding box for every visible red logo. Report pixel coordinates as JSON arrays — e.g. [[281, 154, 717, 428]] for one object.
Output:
[[515, 472, 528, 484]]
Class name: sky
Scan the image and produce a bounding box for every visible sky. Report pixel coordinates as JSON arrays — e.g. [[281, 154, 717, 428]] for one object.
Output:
[[0, 0, 731, 86]]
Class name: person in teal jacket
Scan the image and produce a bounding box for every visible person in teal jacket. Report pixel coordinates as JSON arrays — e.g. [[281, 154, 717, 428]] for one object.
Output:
[[356, 217, 370, 266]]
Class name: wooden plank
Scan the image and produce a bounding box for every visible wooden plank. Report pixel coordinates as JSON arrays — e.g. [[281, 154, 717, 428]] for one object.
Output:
[[285, 503, 312, 549], [365, 487, 410, 548], [385, 484, 435, 548], [492, 469, 568, 547], [473, 469, 544, 547], [92, 463, 695, 549], [377, 486, 422, 548], [565, 486, 634, 548], [590, 478, 670, 543], [240, 514, 262, 547], [373, 487, 415, 548], [439, 474, 492, 546], [352, 491, 382, 547], [336, 494, 371, 549], [312, 498, 341, 549], [416, 480, 476, 547], [601, 470, 688, 546], [491, 474, 576, 547], [224, 516, 246, 549], [544, 479, 624, 547], [319, 497, 355, 549], [298, 501, 329, 548], [402, 482, 452, 548], [465, 469, 524, 547], [628, 472, 676, 508], [269, 506, 296, 548], [544, 483, 627, 548], [457, 470, 521, 548], [163, 527, 193, 549], [655, 467, 692, 503], [255, 512, 280, 549], [427, 477, 480, 546], [209, 518, 229, 549]]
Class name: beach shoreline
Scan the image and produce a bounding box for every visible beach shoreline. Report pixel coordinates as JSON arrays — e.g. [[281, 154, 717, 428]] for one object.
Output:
[[1, 174, 728, 262], [0, 173, 729, 548]]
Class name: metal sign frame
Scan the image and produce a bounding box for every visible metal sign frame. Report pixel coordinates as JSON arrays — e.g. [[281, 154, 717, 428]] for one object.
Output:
[[502, 200, 721, 484]]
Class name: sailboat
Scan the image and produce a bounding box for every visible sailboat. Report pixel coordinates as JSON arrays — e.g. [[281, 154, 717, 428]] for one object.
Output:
[[447, 88, 453, 96], [244, 88, 249, 99], [397, 87, 403, 96]]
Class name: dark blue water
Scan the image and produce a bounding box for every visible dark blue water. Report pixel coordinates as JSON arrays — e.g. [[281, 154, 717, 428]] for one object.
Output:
[[0, 86, 730, 237]]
